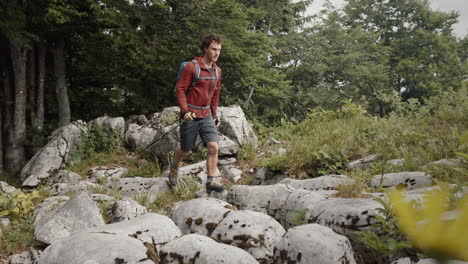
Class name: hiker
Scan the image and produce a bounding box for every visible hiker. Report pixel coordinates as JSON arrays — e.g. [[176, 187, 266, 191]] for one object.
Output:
[[169, 34, 225, 193]]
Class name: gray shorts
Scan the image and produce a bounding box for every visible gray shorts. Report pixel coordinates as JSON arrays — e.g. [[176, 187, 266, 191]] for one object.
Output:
[[180, 115, 219, 151]]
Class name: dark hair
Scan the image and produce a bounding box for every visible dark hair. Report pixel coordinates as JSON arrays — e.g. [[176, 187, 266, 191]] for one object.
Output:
[[200, 34, 223, 53]]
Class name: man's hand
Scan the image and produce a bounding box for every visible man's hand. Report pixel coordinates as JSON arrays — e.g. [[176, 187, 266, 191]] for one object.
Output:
[[184, 112, 195, 122], [214, 117, 221, 128]]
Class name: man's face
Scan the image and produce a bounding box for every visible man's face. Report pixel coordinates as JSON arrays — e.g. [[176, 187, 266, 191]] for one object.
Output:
[[205, 41, 222, 63]]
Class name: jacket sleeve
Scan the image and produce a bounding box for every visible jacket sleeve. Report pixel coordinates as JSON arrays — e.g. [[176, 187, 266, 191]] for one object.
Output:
[[175, 62, 195, 115], [210, 67, 221, 117]]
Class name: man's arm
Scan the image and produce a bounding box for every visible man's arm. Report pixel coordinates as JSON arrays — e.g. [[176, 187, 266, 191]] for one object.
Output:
[[175, 62, 195, 116]]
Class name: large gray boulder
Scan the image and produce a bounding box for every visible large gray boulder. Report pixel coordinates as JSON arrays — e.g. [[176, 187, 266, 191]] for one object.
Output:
[[87, 165, 129, 183], [211, 210, 286, 263], [34, 192, 105, 245], [307, 198, 383, 235], [33, 196, 70, 226], [273, 224, 356, 264], [20, 121, 87, 187], [0, 181, 17, 197], [8, 248, 41, 264], [88, 116, 125, 140], [82, 213, 182, 250], [171, 198, 235, 236], [371, 172, 433, 190], [107, 177, 170, 199], [46, 170, 81, 185], [218, 134, 239, 156], [227, 184, 293, 223], [159, 234, 258, 264], [283, 188, 336, 228], [218, 105, 258, 147], [278, 174, 355, 191], [149, 122, 181, 160], [37, 232, 153, 264], [125, 123, 159, 151], [106, 198, 147, 223]]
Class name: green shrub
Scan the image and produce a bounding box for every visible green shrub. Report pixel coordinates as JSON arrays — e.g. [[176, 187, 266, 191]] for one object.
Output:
[[0, 190, 43, 221]]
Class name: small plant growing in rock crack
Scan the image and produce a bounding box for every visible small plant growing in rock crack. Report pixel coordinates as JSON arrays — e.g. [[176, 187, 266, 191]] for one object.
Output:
[[288, 208, 308, 226], [355, 197, 413, 260]]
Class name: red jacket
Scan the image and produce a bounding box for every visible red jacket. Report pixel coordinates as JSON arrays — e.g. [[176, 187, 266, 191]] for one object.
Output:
[[175, 55, 221, 118]]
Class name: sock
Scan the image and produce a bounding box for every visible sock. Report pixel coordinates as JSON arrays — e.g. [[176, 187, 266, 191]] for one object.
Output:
[[207, 176, 214, 184]]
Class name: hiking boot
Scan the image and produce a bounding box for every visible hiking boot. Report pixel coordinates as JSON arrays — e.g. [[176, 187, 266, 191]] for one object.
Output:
[[168, 163, 179, 187], [206, 180, 225, 193]]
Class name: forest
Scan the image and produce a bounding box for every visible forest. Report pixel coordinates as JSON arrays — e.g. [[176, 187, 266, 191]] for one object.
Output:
[[0, 0, 467, 175]]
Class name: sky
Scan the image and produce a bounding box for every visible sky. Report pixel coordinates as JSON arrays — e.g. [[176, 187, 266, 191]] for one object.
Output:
[[307, 0, 468, 38]]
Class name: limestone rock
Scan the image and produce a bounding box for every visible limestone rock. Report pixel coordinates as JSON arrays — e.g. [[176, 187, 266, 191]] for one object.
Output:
[[307, 198, 383, 235], [87, 165, 129, 183], [107, 177, 170, 198], [47, 170, 81, 184], [160, 234, 258, 264], [211, 210, 286, 262], [227, 184, 293, 223], [252, 167, 286, 185], [46, 181, 99, 196], [171, 198, 235, 236], [106, 198, 147, 223], [88, 116, 125, 139], [161, 161, 221, 185], [0, 181, 17, 197], [37, 232, 153, 264], [8, 248, 41, 264], [149, 122, 181, 160], [283, 188, 336, 228], [273, 224, 356, 264], [218, 105, 258, 147], [422, 158, 463, 168], [279, 174, 355, 191], [346, 154, 379, 171], [21, 121, 87, 187], [371, 172, 433, 190], [222, 166, 243, 183], [33, 196, 70, 227], [124, 123, 158, 151], [391, 257, 413, 264], [34, 192, 105, 245], [82, 213, 181, 250], [219, 134, 239, 156]]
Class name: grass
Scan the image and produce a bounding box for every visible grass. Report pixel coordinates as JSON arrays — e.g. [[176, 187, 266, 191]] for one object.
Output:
[[0, 214, 35, 256], [65, 149, 161, 179], [135, 177, 201, 216]]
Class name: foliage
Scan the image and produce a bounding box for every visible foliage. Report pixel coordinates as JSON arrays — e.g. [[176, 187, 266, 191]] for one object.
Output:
[[388, 184, 468, 261], [137, 177, 201, 216], [355, 197, 412, 258], [237, 143, 257, 166], [0, 214, 35, 255], [0, 190, 43, 221], [288, 208, 308, 226]]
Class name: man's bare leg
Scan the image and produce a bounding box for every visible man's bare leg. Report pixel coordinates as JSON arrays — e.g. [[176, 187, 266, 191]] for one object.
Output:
[[206, 142, 225, 192], [168, 149, 190, 186]]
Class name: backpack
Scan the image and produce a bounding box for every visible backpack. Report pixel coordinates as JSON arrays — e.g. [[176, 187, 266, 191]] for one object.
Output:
[[174, 59, 218, 97]]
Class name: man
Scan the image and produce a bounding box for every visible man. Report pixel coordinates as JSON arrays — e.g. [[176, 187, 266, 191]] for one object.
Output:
[[169, 34, 225, 193]]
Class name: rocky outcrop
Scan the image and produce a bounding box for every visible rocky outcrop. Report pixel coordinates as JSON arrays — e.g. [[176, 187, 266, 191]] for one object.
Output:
[[171, 198, 235, 236], [273, 224, 357, 264], [160, 234, 258, 264], [87, 116, 125, 140], [106, 198, 147, 223], [218, 105, 258, 147], [20, 121, 87, 187], [278, 174, 355, 191], [370, 171, 433, 190], [210, 210, 286, 262], [34, 192, 105, 245]]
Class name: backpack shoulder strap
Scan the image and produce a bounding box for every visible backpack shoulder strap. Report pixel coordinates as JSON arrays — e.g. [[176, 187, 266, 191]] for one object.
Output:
[[186, 59, 200, 95]]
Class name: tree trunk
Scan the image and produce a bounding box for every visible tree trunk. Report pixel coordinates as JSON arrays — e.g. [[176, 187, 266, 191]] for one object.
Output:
[[33, 41, 46, 130], [6, 40, 28, 172], [53, 38, 71, 127], [0, 37, 12, 173], [27, 46, 36, 125]]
